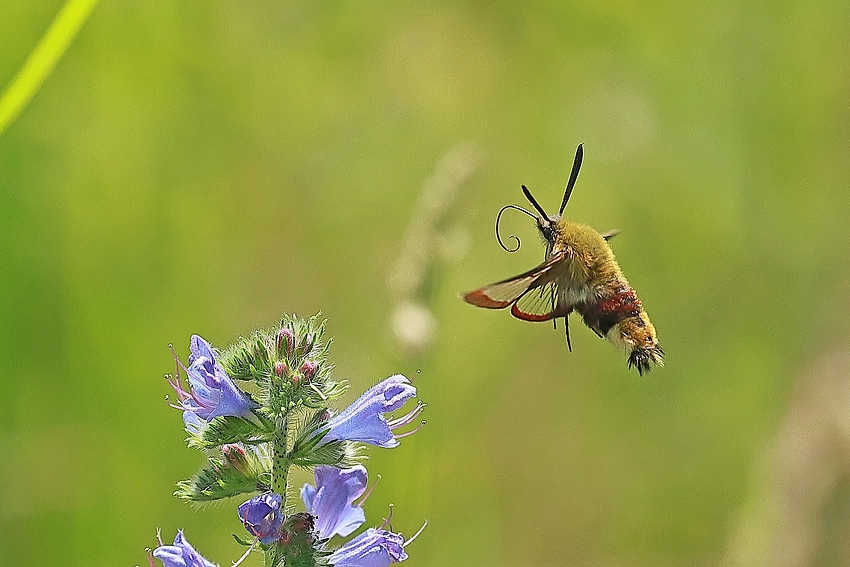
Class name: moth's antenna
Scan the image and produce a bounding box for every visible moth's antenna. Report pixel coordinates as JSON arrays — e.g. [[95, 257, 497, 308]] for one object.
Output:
[[495, 204, 537, 252], [521, 185, 551, 221], [559, 143, 583, 215]]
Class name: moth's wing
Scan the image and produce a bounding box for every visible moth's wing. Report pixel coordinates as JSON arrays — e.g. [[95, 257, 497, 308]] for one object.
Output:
[[511, 279, 574, 322], [462, 251, 565, 309]]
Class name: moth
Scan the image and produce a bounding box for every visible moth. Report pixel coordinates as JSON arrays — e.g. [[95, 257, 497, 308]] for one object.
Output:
[[462, 145, 663, 374]]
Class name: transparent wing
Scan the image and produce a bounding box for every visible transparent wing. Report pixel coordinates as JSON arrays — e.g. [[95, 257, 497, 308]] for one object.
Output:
[[511, 281, 559, 321], [462, 251, 565, 309], [511, 280, 574, 322]]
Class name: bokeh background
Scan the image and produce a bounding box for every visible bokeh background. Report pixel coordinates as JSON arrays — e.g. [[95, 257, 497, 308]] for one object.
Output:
[[2, 1, 850, 566]]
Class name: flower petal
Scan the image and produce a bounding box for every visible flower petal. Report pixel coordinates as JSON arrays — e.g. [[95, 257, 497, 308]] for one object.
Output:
[[182, 411, 204, 435], [173, 336, 257, 421], [300, 483, 318, 511], [320, 375, 416, 448], [327, 528, 408, 567], [152, 531, 217, 567], [238, 493, 283, 544], [189, 335, 216, 365], [302, 465, 368, 539]]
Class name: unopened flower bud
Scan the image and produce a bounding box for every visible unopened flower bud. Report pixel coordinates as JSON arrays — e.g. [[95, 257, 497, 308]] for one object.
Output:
[[277, 327, 294, 357], [302, 333, 316, 355], [222, 444, 248, 474], [300, 360, 318, 382], [274, 360, 287, 377]]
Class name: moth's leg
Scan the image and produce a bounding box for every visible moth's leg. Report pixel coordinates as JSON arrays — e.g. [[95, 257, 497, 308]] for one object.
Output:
[[551, 285, 558, 330]]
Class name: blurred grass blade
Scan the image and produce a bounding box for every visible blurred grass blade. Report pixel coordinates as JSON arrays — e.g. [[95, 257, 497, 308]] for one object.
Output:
[[0, 0, 99, 138]]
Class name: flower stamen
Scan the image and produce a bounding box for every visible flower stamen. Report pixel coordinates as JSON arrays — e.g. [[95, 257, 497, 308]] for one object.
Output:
[[379, 503, 394, 531], [403, 519, 428, 548], [166, 346, 195, 406], [169, 344, 189, 380], [393, 420, 426, 439], [354, 473, 381, 507], [387, 400, 425, 429]]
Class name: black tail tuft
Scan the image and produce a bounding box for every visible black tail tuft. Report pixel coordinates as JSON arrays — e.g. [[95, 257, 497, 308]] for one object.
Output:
[[628, 350, 651, 375], [628, 345, 663, 375]]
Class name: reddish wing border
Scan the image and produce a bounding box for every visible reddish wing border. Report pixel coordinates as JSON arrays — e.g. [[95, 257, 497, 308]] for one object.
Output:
[[461, 251, 566, 311], [511, 281, 566, 321]]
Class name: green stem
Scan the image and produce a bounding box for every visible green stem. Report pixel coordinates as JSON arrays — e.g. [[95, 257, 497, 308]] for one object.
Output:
[[0, 0, 99, 138], [268, 414, 289, 567], [272, 415, 289, 497]]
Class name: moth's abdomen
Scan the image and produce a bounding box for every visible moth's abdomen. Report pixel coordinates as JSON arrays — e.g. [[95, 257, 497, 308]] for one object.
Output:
[[577, 286, 663, 375], [577, 287, 642, 335], [616, 315, 663, 375]]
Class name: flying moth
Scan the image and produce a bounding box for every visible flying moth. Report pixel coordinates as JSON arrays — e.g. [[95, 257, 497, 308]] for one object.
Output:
[[462, 145, 663, 374]]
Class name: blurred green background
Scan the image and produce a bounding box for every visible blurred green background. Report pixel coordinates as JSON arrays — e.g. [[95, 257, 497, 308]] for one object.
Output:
[[2, 1, 850, 566]]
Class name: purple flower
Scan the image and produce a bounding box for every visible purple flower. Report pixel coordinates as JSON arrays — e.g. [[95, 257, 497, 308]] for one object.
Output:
[[168, 335, 257, 421], [152, 531, 216, 567], [320, 375, 423, 448], [327, 528, 408, 567], [301, 466, 368, 539], [238, 493, 283, 544]]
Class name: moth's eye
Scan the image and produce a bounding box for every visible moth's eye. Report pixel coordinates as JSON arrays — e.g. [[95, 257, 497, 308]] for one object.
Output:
[[541, 225, 554, 242]]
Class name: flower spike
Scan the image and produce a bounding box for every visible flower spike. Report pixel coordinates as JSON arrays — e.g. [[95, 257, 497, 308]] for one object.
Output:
[[155, 315, 427, 567]]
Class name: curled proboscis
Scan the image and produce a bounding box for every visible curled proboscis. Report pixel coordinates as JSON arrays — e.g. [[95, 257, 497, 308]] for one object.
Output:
[[495, 204, 537, 253]]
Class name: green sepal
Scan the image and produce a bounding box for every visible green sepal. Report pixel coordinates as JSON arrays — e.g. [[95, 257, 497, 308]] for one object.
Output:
[[188, 414, 275, 450], [175, 452, 271, 503], [232, 534, 255, 547], [290, 439, 352, 468], [289, 412, 359, 468], [284, 313, 326, 361], [288, 409, 329, 458], [297, 379, 349, 410], [271, 513, 322, 567], [255, 538, 333, 567], [218, 331, 274, 382]]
